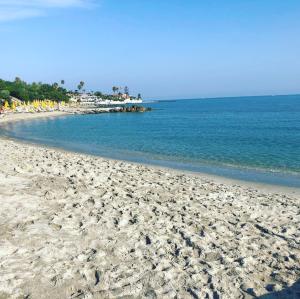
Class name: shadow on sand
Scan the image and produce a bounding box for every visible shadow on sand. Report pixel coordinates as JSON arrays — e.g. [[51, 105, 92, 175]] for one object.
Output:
[[257, 279, 300, 299]]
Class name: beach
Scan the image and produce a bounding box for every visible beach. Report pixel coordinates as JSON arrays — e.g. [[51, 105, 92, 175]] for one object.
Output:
[[0, 112, 299, 299]]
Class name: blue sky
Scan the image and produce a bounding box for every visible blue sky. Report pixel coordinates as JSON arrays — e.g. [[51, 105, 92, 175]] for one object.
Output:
[[0, 0, 300, 99]]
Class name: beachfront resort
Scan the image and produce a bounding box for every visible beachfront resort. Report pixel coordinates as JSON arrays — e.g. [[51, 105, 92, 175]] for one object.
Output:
[[0, 78, 143, 114]]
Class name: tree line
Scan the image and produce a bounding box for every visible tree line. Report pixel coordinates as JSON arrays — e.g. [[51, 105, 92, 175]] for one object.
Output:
[[0, 77, 142, 105], [0, 77, 69, 104]]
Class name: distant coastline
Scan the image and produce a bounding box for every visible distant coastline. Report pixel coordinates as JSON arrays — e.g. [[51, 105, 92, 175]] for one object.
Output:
[[0, 77, 145, 114]]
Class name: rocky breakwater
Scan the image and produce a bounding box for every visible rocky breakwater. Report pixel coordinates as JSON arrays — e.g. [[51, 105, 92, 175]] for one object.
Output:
[[118, 105, 152, 113]]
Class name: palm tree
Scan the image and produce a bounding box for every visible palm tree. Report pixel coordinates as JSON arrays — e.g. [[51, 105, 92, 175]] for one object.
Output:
[[112, 86, 118, 94], [77, 81, 85, 93], [124, 86, 129, 95], [15, 77, 21, 83]]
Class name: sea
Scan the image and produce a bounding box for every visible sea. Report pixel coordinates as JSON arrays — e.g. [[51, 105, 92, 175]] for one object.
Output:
[[1, 95, 300, 187]]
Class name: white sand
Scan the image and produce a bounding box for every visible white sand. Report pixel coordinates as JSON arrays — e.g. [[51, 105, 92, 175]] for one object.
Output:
[[0, 111, 69, 124], [0, 112, 299, 299]]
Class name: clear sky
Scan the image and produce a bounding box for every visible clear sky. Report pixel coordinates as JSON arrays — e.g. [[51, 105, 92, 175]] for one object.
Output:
[[0, 0, 300, 99]]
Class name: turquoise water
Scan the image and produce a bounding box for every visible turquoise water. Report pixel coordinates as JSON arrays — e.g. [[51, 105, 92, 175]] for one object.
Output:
[[1, 95, 300, 187]]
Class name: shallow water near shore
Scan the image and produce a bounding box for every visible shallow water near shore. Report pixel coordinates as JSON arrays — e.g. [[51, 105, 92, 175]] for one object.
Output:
[[1, 95, 300, 187]]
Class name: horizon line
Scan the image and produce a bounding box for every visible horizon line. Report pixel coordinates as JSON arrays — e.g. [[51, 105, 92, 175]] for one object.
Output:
[[146, 93, 300, 101]]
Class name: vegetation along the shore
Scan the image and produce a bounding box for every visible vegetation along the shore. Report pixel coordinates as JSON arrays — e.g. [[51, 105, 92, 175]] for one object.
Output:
[[0, 77, 147, 113], [0, 77, 69, 103]]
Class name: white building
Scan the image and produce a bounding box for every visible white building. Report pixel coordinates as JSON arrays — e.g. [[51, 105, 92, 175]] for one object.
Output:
[[69, 93, 142, 106]]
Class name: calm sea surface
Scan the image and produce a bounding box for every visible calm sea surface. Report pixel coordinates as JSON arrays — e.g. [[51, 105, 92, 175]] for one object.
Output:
[[1, 95, 300, 187]]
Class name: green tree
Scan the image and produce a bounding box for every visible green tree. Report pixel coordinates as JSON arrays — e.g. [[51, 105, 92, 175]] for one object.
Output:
[[0, 89, 10, 100], [0, 78, 70, 102]]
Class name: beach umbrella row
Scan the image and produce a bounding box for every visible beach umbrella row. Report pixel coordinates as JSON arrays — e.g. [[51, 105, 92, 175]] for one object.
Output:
[[1, 100, 66, 112]]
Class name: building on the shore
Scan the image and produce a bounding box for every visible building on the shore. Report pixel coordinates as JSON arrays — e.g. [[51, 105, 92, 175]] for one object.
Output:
[[78, 94, 99, 106], [69, 93, 142, 106], [69, 93, 96, 104]]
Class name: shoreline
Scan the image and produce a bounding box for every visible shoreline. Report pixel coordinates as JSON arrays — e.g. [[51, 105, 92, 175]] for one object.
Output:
[[0, 111, 299, 298], [0, 104, 151, 124], [2, 134, 300, 197], [0, 111, 299, 194], [0, 110, 70, 124]]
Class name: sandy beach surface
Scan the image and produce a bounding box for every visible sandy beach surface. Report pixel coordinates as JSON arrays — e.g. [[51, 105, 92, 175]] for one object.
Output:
[[0, 111, 69, 124], [0, 112, 299, 299]]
